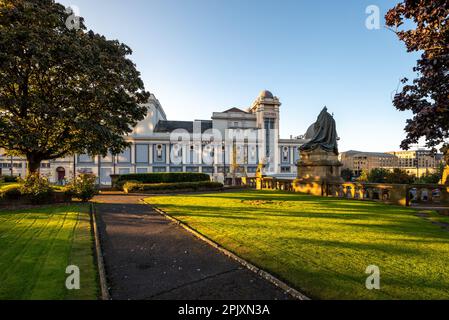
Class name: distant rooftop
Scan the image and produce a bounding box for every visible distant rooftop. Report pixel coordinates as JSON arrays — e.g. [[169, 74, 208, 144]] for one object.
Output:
[[154, 120, 213, 134], [222, 107, 249, 114], [341, 150, 396, 158]]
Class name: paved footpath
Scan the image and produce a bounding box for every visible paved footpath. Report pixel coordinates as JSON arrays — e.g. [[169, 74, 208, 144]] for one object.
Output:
[[94, 194, 292, 300]]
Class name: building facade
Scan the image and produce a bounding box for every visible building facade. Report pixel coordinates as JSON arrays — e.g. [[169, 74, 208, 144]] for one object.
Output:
[[340, 149, 444, 178], [0, 91, 307, 185]]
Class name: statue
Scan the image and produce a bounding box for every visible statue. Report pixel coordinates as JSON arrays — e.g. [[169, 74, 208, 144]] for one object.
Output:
[[294, 107, 343, 196], [300, 107, 339, 155]]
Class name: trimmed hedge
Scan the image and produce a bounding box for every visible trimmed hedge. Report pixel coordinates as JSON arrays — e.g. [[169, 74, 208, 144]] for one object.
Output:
[[0, 176, 19, 183], [124, 181, 223, 194], [0, 185, 22, 201], [116, 173, 211, 189]]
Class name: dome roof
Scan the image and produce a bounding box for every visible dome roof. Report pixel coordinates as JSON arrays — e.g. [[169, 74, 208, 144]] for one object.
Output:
[[259, 90, 274, 99]]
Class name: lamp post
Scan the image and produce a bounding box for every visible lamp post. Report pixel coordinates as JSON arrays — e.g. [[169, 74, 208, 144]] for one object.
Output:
[[222, 141, 227, 184], [73, 154, 76, 180], [10, 155, 13, 177]]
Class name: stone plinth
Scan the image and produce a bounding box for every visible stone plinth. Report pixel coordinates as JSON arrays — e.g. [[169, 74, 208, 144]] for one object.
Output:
[[293, 149, 343, 196]]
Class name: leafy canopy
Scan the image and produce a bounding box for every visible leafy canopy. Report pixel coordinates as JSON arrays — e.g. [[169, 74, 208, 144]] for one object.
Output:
[[386, 0, 449, 155], [0, 0, 150, 171]]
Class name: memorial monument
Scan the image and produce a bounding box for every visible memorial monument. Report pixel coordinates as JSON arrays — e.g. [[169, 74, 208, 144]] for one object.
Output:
[[294, 107, 343, 196]]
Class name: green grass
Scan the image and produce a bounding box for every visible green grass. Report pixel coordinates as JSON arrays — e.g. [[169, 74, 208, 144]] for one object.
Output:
[[0, 204, 98, 300], [146, 190, 449, 300]]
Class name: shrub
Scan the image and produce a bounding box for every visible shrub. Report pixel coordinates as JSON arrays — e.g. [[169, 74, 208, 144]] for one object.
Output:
[[0, 185, 22, 201], [2, 176, 18, 183], [124, 181, 223, 194], [65, 174, 98, 202], [20, 174, 53, 204], [116, 173, 210, 188]]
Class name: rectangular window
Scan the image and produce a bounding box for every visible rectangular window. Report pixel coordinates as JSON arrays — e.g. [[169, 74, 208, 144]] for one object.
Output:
[[136, 168, 148, 174], [202, 166, 214, 174], [118, 168, 130, 175], [79, 154, 93, 163], [186, 166, 199, 173], [281, 166, 291, 173], [170, 167, 183, 173], [100, 168, 112, 185], [153, 167, 167, 173], [118, 148, 131, 163], [136, 145, 149, 163], [247, 166, 257, 173]]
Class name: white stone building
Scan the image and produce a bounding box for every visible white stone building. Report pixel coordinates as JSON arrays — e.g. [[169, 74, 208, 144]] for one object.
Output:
[[0, 91, 307, 185]]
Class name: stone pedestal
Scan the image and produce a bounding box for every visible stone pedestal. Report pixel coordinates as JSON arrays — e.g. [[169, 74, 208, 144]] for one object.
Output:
[[293, 148, 343, 196]]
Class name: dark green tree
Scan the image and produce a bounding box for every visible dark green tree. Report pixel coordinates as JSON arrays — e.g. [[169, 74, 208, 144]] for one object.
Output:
[[386, 1, 449, 158], [386, 168, 415, 184], [0, 0, 150, 173], [341, 168, 354, 182], [368, 168, 390, 183]]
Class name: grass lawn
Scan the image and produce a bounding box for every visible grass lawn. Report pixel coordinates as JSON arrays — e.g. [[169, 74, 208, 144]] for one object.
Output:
[[0, 204, 98, 300], [146, 190, 449, 300]]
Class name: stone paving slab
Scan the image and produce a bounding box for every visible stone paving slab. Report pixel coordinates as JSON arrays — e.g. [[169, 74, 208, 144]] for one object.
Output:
[[94, 195, 293, 300]]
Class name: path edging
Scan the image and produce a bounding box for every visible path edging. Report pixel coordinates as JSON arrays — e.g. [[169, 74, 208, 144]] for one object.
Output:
[[148, 203, 310, 301], [90, 204, 111, 300]]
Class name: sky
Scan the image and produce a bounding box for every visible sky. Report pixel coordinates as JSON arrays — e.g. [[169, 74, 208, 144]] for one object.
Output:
[[58, 0, 421, 152]]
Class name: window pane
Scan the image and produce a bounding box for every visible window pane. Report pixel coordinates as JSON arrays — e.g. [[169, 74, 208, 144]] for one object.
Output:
[[119, 168, 130, 175], [136, 145, 149, 163], [79, 154, 93, 163], [118, 148, 131, 163]]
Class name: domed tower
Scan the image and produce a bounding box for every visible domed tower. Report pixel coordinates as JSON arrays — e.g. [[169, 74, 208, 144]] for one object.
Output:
[[250, 90, 281, 174]]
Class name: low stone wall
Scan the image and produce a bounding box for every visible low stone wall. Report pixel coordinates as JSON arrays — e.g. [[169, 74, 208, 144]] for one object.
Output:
[[252, 177, 449, 207]]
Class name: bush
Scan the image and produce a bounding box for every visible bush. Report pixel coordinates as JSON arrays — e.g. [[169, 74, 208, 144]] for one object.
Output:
[[116, 173, 210, 188], [124, 181, 223, 194], [20, 174, 53, 204], [2, 176, 19, 183], [0, 185, 22, 201], [65, 174, 98, 202]]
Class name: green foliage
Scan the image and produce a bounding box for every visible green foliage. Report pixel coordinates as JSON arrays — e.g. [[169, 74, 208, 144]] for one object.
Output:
[[361, 168, 415, 184], [0, 185, 22, 201], [416, 164, 445, 184], [417, 172, 442, 184], [65, 174, 98, 202], [124, 181, 223, 194], [116, 173, 211, 188], [385, 1, 449, 154], [385, 168, 415, 184], [341, 168, 354, 182], [367, 168, 390, 183], [0, 0, 150, 172], [19, 173, 53, 204], [1, 176, 19, 183]]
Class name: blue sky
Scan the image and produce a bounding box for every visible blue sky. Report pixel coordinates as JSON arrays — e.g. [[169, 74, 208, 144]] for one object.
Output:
[[58, 0, 420, 152]]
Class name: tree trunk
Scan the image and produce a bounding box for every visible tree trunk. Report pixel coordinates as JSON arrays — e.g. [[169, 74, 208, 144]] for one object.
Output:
[[26, 154, 41, 176]]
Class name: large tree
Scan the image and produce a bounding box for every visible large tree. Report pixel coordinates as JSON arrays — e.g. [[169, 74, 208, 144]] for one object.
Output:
[[385, 0, 449, 159], [0, 0, 149, 173]]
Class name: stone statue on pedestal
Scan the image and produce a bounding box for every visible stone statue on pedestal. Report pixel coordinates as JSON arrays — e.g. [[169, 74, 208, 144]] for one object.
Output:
[[300, 107, 339, 155], [295, 107, 343, 196]]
